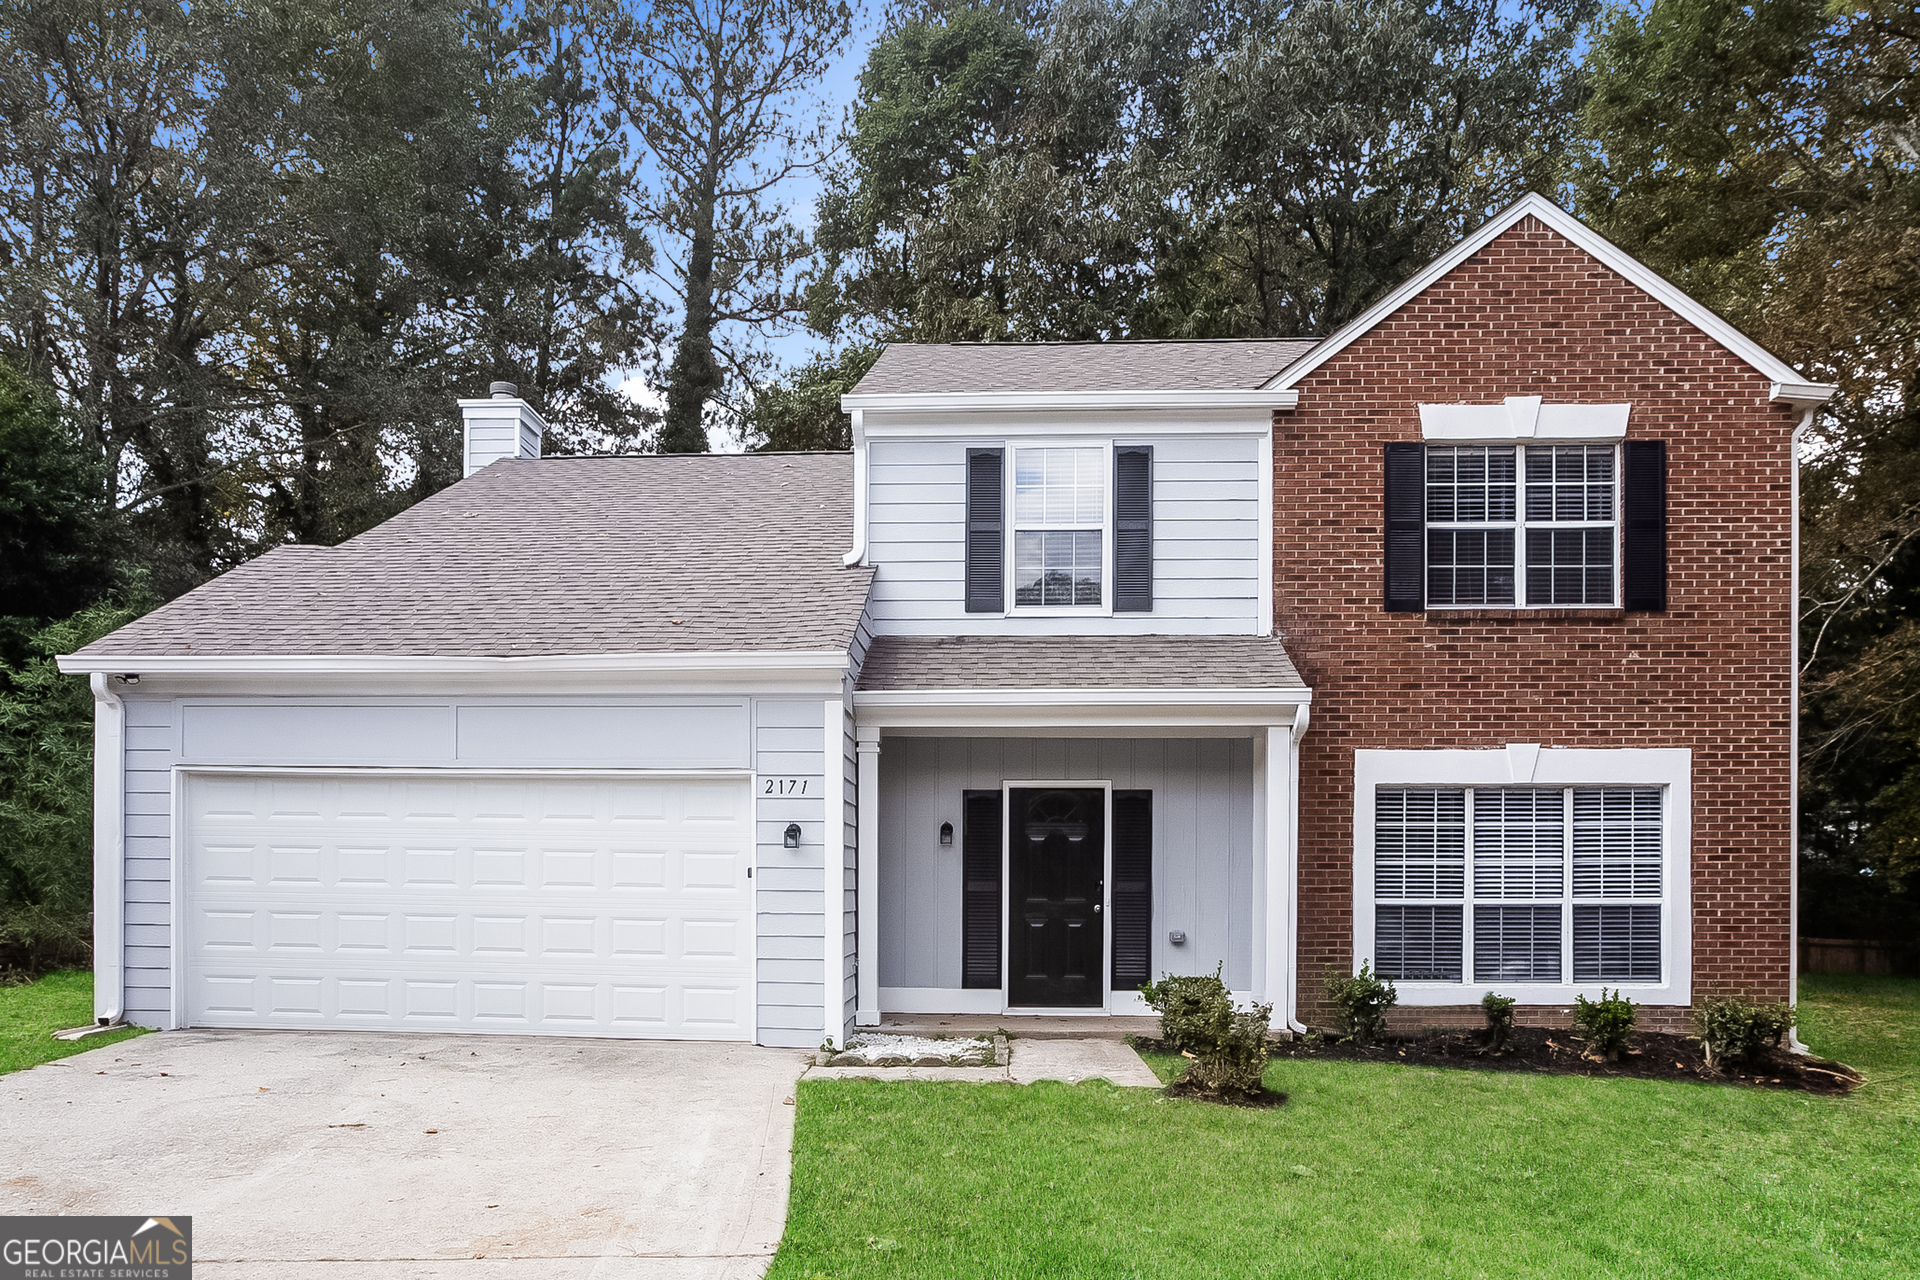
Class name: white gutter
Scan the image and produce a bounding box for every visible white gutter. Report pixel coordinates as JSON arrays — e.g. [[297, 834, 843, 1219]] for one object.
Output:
[[88, 674, 125, 1026], [842, 411, 867, 568], [1286, 704, 1311, 1035], [1789, 407, 1815, 1053], [55, 649, 855, 677], [840, 388, 1300, 414]]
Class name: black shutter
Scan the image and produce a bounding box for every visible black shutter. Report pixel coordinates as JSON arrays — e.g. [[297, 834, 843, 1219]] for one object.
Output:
[[1622, 440, 1667, 612], [964, 448, 1004, 613], [1114, 446, 1153, 612], [961, 790, 1002, 989], [1110, 790, 1153, 990], [1384, 442, 1426, 611]]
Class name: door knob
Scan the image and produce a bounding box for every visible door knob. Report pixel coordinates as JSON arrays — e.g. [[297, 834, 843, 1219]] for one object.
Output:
[[1093, 904, 1101, 913]]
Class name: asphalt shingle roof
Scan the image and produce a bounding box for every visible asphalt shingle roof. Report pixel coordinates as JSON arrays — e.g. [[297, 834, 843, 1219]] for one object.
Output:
[[850, 339, 1321, 396], [855, 634, 1305, 691], [79, 453, 874, 659]]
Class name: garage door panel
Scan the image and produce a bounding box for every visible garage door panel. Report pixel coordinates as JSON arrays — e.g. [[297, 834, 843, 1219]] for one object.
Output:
[[184, 773, 755, 1040]]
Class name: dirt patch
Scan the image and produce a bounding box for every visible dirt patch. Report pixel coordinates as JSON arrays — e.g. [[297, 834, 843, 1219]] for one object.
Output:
[[1136, 1027, 1862, 1096], [1163, 1080, 1289, 1108]]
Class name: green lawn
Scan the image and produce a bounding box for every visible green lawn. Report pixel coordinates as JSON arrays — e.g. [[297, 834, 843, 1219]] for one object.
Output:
[[769, 974, 1919, 1279], [0, 970, 145, 1075]]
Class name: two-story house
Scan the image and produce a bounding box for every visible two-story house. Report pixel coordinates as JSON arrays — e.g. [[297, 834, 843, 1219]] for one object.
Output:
[[60, 194, 1830, 1046]]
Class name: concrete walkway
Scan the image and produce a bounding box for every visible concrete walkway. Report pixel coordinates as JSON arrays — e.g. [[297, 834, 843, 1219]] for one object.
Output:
[[805, 1038, 1161, 1088], [0, 1030, 808, 1279]]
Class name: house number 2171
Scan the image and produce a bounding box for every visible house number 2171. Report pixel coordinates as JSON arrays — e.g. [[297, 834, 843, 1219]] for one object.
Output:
[[763, 777, 810, 795]]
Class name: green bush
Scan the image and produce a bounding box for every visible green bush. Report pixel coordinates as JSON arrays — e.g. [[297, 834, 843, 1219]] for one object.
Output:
[[1323, 962, 1397, 1046], [1140, 966, 1272, 1098], [0, 604, 135, 972], [1139, 965, 1230, 1055], [1572, 987, 1638, 1062], [1693, 995, 1796, 1072], [1480, 991, 1517, 1055]]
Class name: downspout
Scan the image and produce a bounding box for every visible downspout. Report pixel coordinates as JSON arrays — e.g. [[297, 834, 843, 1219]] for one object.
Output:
[[1789, 409, 1813, 1053], [1285, 703, 1311, 1035], [89, 674, 126, 1026], [841, 410, 867, 568]]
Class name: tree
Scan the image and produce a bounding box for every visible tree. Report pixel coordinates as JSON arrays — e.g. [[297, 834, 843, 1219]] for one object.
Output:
[[0, 602, 134, 971], [0, 362, 122, 667], [809, 0, 1593, 344], [1575, 0, 1920, 936], [610, 0, 854, 452], [741, 343, 879, 450]]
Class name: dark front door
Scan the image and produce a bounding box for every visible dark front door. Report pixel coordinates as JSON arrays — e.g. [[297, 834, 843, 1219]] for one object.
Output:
[[1009, 788, 1105, 1007]]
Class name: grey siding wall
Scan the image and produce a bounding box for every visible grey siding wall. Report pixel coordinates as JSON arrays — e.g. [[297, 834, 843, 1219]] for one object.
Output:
[[864, 435, 1262, 635], [839, 693, 859, 1042], [752, 698, 829, 1049], [123, 694, 175, 1022], [108, 693, 830, 1046], [877, 737, 1257, 994]]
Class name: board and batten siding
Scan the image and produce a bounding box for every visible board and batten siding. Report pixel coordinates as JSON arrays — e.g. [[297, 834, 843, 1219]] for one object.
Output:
[[105, 693, 832, 1046], [877, 737, 1259, 994], [863, 435, 1263, 635]]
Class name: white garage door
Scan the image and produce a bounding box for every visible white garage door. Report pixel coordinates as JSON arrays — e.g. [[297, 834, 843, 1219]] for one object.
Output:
[[181, 772, 755, 1039]]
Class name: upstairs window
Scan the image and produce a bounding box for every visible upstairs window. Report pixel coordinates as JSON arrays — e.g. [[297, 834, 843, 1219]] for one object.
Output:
[[1012, 447, 1106, 608], [1423, 444, 1618, 607]]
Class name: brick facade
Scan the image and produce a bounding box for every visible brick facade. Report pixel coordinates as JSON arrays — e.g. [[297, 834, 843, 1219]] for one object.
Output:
[[1277, 215, 1798, 1029]]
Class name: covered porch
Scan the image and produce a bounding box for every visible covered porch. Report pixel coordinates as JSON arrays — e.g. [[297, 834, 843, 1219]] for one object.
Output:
[[850, 635, 1310, 1029]]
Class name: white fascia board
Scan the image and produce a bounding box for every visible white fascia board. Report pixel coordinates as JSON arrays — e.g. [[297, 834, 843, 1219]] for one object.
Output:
[[1267, 192, 1820, 395], [841, 389, 1298, 414], [55, 649, 852, 677], [854, 686, 1311, 732]]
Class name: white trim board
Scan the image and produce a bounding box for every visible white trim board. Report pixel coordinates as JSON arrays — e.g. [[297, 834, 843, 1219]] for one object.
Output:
[[1267, 193, 1834, 405], [843, 389, 1299, 414], [1351, 746, 1693, 1007]]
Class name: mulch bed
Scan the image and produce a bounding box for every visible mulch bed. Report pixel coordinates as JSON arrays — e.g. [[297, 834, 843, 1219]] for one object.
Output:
[[1163, 1078, 1289, 1108], [1135, 1027, 1862, 1096]]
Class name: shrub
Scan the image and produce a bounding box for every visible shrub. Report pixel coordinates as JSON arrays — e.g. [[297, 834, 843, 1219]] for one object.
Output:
[[1480, 992, 1517, 1056], [1693, 995, 1796, 1072], [1139, 965, 1229, 1055], [1323, 962, 1397, 1046], [1572, 988, 1638, 1062], [1140, 966, 1272, 1098]]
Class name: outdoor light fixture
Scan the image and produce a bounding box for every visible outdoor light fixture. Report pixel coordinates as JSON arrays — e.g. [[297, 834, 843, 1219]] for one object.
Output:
[[120, 674, 140, 685], [783, 823, 801, 849], [939, 821, 953, 846]]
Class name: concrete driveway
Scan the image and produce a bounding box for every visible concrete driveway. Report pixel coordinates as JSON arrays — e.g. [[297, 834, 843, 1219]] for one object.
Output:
[[0, 1030, 808, 1278]]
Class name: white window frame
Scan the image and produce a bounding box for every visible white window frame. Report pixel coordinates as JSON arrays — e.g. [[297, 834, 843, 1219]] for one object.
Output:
[[1424, 441, 1623, 609], [1005, 441, 1114, 617], [1352, 747, 1691, 1006]]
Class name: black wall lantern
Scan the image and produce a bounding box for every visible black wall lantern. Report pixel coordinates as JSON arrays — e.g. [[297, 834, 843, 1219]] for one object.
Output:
[[783, 822, 802, 849], [939, 821, 954, 846]]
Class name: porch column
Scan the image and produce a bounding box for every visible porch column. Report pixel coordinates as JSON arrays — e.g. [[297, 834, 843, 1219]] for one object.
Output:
[[1263, 722, 1291, 1018], [856, 727, 882, 1026]]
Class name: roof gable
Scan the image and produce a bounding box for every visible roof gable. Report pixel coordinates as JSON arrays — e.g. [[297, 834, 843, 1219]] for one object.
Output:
[[1265, 193, 1833, 406]]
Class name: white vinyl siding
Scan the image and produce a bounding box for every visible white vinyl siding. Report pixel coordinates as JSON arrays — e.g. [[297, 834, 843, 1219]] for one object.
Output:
[[864, 435, 1261, 635]]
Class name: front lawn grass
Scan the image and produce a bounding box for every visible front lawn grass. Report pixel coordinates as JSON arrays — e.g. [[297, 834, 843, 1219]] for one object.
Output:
[[0, 970, 145, 1076], [769, 974, 1919, 1279]]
